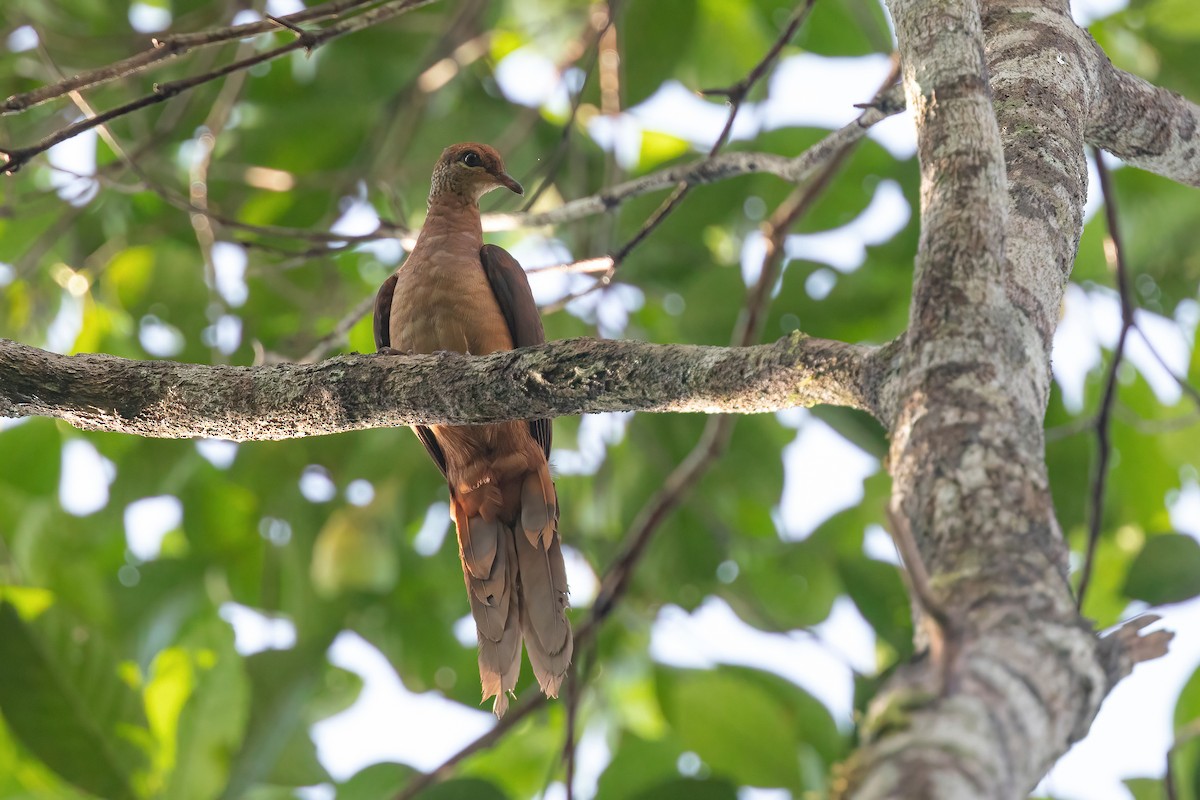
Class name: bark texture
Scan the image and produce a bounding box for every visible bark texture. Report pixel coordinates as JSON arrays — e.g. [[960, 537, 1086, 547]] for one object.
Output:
[[843, 0, 1182, 797], [0, 334, 879, 441], [1088, 63, 1200, 187]]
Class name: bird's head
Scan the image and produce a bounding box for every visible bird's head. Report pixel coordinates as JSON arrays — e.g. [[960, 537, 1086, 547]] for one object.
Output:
[[430, 143, 523, 203]]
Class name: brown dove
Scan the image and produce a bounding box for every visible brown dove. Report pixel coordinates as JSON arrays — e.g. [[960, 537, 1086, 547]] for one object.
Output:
[[372, 143, 572, 716]]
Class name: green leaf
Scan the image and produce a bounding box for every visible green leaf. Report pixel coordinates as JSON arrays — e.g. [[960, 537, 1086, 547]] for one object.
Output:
[[220, 636, 336, 799], [727, 538, 841, 630], [837, 555, 913, 659], [595, 733, 684, 800], [338, 762, 417, 800], [631, 777, 739, 800], [1124, 777, 1168, 800], [0, 602, 150, 800], [0, 419, 61, 496], [160, 620, 251, 800], [266, 722, 330, 787], [414, 778, 511, 799], [794, 0, 892, 55], [1124, 533, 1200, 605], [657, 667, 802, 790], [621, 0, 699, 104]]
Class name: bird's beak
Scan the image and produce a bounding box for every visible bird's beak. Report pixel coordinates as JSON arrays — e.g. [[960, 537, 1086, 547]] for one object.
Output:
[[496, 171, 523, 195]]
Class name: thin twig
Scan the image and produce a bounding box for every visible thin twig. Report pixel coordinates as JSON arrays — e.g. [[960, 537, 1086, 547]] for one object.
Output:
[[392, 690, 547, 800], [298, 294, 376, 363], [538, 0, 819, 316], [480, 84, 903, 235], [1046, 403, 1200, 442], [885, 504, 961, 693], [562, 669, 579, 800], [266, 13, 318, 52], [1077, 148, 1135, 611], [608, 0, 816, 271], [1132, 323, 1200, 408], [1, 0, 441, 174], [519, 9, 612, 211], [2, 0, 380, 114]]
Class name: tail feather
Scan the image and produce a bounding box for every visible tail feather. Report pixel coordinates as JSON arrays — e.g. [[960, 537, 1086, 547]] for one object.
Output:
[[457, 468, 573, 717], [514, 517, 572, 697], [474, 524, 522, 716], [462, 517, 512, 643], [520, 469, 557, 550], [454, 495, 499, 580]]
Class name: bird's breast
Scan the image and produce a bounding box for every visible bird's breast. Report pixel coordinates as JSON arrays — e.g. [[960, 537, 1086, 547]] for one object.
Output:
[[390, 242, 514, 356]]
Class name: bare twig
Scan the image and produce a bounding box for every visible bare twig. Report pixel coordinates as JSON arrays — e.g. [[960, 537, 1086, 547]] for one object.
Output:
[[885, 504, 962, 693], [1046, 403, 1200, 442], [605, 0, 816, 277], [2, 0, 380, 114], [519, 8, 612, 211], [266, 13, 319, 52], [1, 0, 441, 174], [581, 111, 862, 645], [536, 0, 821, 315], [298, 294, 376, 363], [481, 82, 904, 235], [1077, 148, 1135, 611], [1132, 324, 1200, 409], [392, 690, 547, 800], [558, 649, 596, 800]]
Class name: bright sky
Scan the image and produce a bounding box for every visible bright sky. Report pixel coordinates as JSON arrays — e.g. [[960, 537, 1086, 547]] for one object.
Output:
[[20, 0, 1200, 797]]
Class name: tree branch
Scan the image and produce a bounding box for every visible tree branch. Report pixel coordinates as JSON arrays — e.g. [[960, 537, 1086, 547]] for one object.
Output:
[[841, 0, 1170, 797], [1087, 61, 1200, 187], [605, 0, 818, 273], [1077, 148, 1135, 611], [0, 335, 881, 441], [1, 0, 440, 174], [480, 82, 904, 234], [1, 0, 382, 114]]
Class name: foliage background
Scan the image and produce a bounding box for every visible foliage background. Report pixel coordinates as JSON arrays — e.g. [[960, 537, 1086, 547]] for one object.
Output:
[[1, 0, 1199, 798]]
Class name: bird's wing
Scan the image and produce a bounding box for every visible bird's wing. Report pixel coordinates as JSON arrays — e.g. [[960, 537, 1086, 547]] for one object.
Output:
[[479, 244, 552, 458], [372, 273, 398, 353], [373, 271, 449, 478]]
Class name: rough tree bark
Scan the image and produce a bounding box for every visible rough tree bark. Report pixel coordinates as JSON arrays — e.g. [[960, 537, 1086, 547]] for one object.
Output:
[[0, 335, 880, 440], [2, 0, 1198, 796], [841, 0, 1189, 798]]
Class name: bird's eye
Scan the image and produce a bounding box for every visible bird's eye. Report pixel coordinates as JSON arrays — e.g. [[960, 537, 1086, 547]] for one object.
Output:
[[460, 151, 483, 167]]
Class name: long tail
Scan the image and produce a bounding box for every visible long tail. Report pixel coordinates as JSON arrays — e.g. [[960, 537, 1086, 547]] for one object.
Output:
[[453, 468, 572, 716], [516, 469, 572, 698]]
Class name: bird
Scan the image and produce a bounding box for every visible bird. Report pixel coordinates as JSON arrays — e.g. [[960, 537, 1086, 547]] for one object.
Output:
[[372, 143, 572, 716]]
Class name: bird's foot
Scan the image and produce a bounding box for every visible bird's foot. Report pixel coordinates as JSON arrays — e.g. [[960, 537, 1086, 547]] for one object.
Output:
[[376, 346, 409, 356]]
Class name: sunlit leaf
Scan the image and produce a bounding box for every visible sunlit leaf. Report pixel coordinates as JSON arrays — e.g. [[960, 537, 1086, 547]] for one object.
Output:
[[656, 667, 803, 790], [0, 603, 150, 800], [1124, 534, 1200, 605]]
